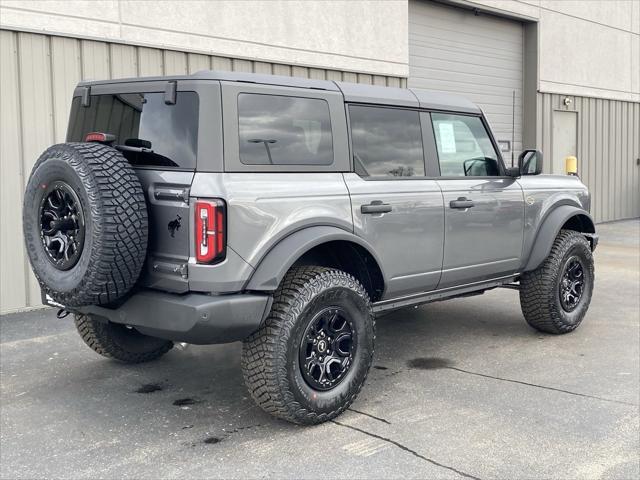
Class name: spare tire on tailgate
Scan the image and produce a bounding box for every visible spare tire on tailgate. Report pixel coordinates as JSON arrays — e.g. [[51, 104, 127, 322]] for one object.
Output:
[[22, 143, 148, 307]]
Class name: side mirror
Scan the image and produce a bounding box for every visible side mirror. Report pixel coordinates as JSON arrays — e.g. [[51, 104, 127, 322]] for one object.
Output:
[[518, 149, 543, 175]]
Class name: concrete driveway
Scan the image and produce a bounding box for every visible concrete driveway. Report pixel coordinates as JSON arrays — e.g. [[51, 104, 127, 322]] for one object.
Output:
[[2, 220, 638, 479]]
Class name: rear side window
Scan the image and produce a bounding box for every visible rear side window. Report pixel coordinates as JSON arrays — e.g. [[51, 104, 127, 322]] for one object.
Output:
[[349, 105, 425, 178], [238, 93, 333, 165], [67, 92, 199, 169]]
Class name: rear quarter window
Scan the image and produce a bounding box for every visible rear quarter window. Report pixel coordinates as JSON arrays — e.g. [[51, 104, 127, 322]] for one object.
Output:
[[67, 92, 199, 170], [237, 93, 333, 166]]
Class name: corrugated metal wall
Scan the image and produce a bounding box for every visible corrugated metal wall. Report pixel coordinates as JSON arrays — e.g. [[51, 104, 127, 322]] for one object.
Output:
[[0, 29, 405, 314], [537, 93, 640, 223]]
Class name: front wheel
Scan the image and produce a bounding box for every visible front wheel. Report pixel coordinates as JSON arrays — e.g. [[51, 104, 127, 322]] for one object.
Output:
[[242, 266, 375, 425], [520, 230, 595, 334]]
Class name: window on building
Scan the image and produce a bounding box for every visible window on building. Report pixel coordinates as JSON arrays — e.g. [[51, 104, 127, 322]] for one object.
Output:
[[238, 93, 333, 165], [349, 105, 425, 178], [431, 113, 500, 177]]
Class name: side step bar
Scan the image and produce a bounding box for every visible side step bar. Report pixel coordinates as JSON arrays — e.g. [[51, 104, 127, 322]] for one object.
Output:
[[372, 275, 519, 314]]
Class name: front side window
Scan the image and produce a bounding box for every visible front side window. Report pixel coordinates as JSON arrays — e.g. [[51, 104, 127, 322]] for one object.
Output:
[[67, 92, 199, 169], [349, 105, 425, 178], [238, 93, 333, 165], [431, 113, 500, 177]]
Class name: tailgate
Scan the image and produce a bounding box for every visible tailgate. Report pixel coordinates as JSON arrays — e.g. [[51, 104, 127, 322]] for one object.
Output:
[[135, 170, 193, 293], [66, 86, 201, 293]]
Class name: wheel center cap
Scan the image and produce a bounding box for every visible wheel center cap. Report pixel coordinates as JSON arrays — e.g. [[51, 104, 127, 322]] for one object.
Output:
[[317, 340, 327, 353]]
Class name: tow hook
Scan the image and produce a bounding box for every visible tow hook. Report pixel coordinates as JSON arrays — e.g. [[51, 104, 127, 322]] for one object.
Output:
[[56, 308, 71, 319]]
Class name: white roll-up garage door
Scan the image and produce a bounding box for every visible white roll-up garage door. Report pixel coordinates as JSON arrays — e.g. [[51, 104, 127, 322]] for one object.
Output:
[[409, 0, 523, 164]]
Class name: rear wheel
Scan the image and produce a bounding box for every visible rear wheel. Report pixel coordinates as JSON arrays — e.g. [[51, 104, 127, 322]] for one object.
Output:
[[242, 266, 375, 425], [74, 314, 173, 363], [520, 230, 594, 334]]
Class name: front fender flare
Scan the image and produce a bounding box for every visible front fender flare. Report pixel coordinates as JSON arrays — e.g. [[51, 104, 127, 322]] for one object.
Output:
[[244, 226, 386, 292], [523, 205, 595, 272]]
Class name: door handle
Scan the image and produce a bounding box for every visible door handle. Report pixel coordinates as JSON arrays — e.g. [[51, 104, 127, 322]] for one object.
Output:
[[449, 197, 474, 209], [361, 201, 392, 214]]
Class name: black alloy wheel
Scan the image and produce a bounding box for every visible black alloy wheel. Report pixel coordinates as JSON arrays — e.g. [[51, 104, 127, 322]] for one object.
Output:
[[559, 256, 585, 312], [39, 181, 85, 270], [299, 306, 357, 391]]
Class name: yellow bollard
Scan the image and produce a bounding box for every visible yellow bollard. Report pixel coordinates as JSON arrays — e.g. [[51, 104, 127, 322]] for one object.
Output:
[[565, 156, 578, 176]]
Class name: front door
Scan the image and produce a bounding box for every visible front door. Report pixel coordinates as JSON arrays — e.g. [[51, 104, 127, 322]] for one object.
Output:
[[430, 112, 524, 288], [552, 110, 578, 174], [344, 105, 444, 299]]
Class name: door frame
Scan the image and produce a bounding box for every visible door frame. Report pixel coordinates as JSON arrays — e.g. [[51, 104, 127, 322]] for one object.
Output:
[[551, 108, 579, 175], [343, 102, 445, 298], [424, 109, 525, 287]]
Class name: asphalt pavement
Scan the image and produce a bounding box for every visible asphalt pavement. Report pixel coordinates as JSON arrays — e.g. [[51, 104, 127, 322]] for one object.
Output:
[[1, 219, 639, 479]]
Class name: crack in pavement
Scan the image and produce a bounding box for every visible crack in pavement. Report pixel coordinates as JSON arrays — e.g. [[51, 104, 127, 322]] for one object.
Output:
[[331, 420, 481, 480], [347, 408, 391, 424], [446, 367, 638, 407]]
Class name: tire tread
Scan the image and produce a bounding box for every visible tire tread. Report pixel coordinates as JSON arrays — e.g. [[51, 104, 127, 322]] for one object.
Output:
[[241, 266, 374, 425], [24, 143, 148, 307], [520, 230, 594, 334], [74, 314, 173, 363]]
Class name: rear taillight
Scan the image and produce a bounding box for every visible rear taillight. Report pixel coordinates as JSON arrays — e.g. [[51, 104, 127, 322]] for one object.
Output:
[[195, 200, 226, 264], [85, 132, 115, 143]]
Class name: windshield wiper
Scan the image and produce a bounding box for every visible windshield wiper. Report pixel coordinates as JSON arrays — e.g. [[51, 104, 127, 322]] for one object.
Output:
[[114, 144, 154, 154]]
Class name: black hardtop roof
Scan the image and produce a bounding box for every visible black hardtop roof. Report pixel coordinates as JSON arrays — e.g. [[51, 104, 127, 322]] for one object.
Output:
[[78, 70, 481, 113]]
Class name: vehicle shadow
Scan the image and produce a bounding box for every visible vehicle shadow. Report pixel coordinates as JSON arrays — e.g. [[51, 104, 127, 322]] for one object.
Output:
[[33, 290, 540, 443]]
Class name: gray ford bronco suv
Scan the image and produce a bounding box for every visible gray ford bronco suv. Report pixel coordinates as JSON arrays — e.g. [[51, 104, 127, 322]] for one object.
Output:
[[23, 71, 597, 425]]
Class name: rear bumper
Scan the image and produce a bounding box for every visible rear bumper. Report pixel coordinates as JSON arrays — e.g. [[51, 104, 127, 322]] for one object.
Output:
[[75, 290, 272, 344]]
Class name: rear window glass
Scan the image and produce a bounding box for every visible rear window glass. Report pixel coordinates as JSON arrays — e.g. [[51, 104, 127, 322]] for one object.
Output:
[[67, 92, 199, 169], [237, 93, 333, 166]]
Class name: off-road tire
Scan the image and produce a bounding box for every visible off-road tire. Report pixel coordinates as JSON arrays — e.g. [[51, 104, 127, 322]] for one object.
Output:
[[520, 230, 594, 334], [74, 314, 173, 363], [242, 266, 375, 425], [23, 143, 148, 307]]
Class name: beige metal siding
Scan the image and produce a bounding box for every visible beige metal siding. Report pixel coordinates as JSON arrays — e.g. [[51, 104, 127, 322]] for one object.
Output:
[[537, 93, 640, 223], [1, 29, 28, 313], [0, 29, 405, 314]]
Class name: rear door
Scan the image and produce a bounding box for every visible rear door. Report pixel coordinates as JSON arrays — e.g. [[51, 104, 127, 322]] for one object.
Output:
[[343, 104, 444, 299], [67, 82, 201, 293], [429, 112, 524, 288]]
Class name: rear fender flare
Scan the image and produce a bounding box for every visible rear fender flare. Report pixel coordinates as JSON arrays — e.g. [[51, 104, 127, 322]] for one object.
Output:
[[245, 226, 386, 292], [523, 205, 595, 272]]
